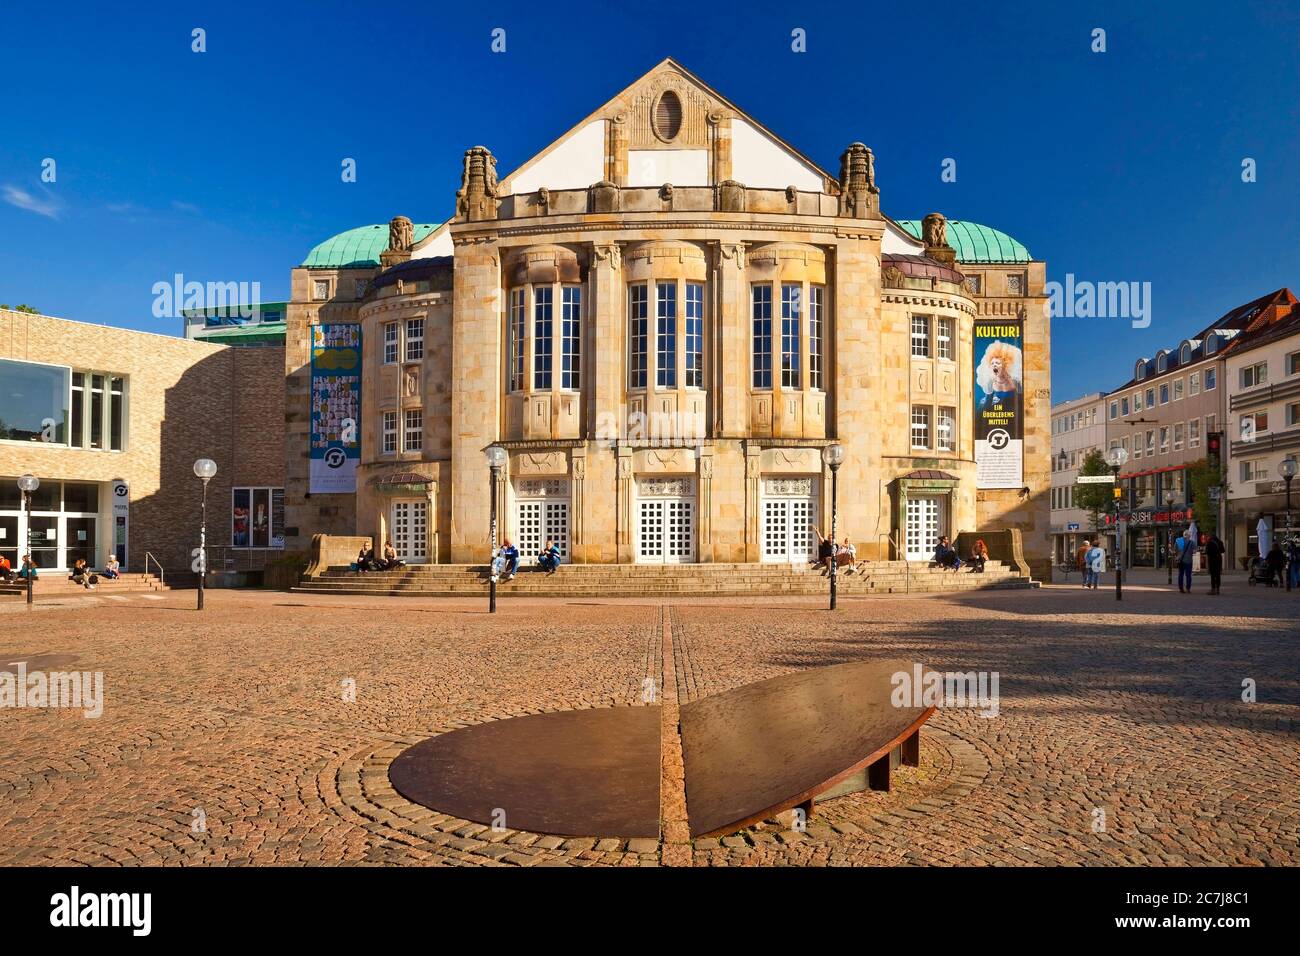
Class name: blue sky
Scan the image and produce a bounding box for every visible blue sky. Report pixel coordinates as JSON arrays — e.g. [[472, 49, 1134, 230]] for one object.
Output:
[[2, 0, 1298, 401]]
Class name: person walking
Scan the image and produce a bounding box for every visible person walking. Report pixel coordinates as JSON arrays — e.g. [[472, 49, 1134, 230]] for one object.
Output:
[[1204, 533, 1225, 595], [1177, 528, 1197, 593], [1077, 540, 1092, 589], [1084, 540, 1105, 590]]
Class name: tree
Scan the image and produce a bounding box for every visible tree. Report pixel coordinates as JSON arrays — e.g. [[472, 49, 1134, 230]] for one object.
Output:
[[1, 304, 40, 313], [1186, 457, 1222, 536], [1074, 448, 1113, 537]]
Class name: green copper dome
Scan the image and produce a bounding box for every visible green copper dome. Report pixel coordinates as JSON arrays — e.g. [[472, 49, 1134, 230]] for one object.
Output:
[[895, 219, 1031, 264], [302, 223, 441, 269]]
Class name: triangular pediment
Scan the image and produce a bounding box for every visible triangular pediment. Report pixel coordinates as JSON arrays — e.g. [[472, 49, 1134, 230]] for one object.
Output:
[[500, 58, 834, 196]]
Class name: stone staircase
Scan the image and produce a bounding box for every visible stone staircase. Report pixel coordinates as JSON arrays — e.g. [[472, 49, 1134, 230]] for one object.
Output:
[[293, 559, 1036, 598], [0, 572, 180, 598]]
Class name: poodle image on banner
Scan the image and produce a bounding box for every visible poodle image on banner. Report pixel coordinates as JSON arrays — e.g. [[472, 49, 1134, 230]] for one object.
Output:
[[974, 322, 1024, 489]]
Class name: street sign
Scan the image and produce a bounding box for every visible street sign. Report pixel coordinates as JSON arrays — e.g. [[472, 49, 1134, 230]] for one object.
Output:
[[1209, 485, 1222, 502], [1076, 475, 1115, 484]]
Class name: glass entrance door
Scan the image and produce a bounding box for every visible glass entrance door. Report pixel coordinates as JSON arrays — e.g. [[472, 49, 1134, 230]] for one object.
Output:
[[905, 495, 945, 560], [761, 480, 819, 563], [636, 482, 696, 564], [390, 499, 428, 564]]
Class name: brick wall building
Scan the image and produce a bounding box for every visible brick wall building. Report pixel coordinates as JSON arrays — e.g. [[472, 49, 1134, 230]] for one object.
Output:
[[0, 308, 284, 576]]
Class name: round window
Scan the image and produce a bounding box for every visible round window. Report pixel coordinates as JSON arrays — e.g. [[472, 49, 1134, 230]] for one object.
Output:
[[653, 91, 682, 141]]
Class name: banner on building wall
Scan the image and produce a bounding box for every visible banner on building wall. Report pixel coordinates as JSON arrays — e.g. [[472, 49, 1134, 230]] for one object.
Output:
[[309, 324, 361, 494], [973, 320, 1024, 489]]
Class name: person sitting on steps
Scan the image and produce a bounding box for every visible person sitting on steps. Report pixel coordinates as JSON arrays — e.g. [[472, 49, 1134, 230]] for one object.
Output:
[[538, 540, 562, 575]]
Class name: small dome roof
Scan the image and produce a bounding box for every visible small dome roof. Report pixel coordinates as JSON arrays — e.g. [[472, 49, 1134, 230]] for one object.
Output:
[[302, 223, 442, 269], [882, 253, 965, 285], [895, 219, 1031, 263]]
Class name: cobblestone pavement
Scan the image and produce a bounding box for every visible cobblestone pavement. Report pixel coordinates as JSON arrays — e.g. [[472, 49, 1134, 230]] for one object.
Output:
[[0, 576, 1296, 867]]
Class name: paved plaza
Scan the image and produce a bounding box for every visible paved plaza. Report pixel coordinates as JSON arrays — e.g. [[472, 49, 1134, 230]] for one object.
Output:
[[0, 575, 1296, 867]]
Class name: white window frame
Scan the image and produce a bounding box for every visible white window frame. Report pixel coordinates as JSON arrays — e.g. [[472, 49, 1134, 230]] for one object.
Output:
[[382, 411, 397, 454], [911, 315, 931, 358], [405, 318, 424, 362], [937, 406, 956, 451], [403, 408, 422, 452], [937, 317, 954, 360], [383, 323, 398, 365], [911, 405, 931, 450]]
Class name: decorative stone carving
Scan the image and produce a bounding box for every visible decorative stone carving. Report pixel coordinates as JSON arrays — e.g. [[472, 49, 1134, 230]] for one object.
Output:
[[380, 215, 415, 268], [923, 212, 956, 266], [881, 264, 906, 288], [719, 242, 746, 270], [515, 451, 568, 475], [785, 185, 798, 205], [659, 183, 674, 203], [637, 477, 695, 497], [629, 71, 712, 149], [590, 181, 620, 213], [536, 186, 550, 212], [837, 142, 880, 218], [593, 243, 622, 271], [717, 179, 746, 213], [763, 477, 815, 496], [516, 478, 569, 498], [404, 367, 418, 396], [456, 146, 499, 222]]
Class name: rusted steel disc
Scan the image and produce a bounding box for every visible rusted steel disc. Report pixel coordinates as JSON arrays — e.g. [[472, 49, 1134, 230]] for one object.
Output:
[[680, 660, 936, 838], [389, 706, 661, 838]]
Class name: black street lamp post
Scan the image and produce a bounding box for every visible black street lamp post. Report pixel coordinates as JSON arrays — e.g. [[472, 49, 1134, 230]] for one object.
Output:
[[1106, 447, 1129, 601], [17, 474, 39, 605], [822, 443, 845, 611], [193, 459, 217, 610], [1164, 489, 1177, 586], [486, 445, 508, 613], [1280, 457, 1297, 593]]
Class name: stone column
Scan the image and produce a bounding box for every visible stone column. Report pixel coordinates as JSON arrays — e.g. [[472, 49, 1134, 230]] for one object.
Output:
[[717, 242, 748, 438], [449, 237, 503, 562], [698, 446, 714, 563], [617, 446, 634, 563], [744, 440, 762, 562], [570, 448, 586, 563], [426, 482, 438, 564]]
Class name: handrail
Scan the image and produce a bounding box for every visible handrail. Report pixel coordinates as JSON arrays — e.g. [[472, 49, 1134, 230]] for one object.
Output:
[[144, 551, 164, 585], [875, 532, 909, 593]]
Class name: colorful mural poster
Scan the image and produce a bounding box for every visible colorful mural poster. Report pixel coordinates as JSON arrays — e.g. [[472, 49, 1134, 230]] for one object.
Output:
[[309, 323, 361, 493], [973, 320, 1023, 489]]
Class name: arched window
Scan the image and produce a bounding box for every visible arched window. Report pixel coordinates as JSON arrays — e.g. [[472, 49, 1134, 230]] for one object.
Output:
[[1156, 351, 1168, 373], [1205, 333, 1218, 355], [1180, 342, 1192, 364], [1135, 359, 1146, 380]]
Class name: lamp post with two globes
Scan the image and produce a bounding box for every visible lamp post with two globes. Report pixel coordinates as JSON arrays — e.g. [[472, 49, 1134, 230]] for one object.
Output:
[[193, 459, 217, 610]]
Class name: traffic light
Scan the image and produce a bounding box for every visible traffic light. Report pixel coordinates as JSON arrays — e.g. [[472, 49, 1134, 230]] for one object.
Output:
[[1207, 432, 1223, 472]]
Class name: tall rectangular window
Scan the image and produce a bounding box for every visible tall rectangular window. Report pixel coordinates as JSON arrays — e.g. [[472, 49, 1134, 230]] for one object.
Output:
[[1189, 418, 1200, 447], [405, 318, 424, 361], [561, 286, 581, 390], [90, 374, 105, 449], [752, 284, 772, 389], [629, 285, 648, 389], [911, 405, 930, 449], [685, 282, 704, 388], [109, 377, 124, 451], [1205, 368, 1217, 390], [382, 411, 397, 453], [809, 285, 824, 390], [1173, 422, 1184, 450], [509, 289, 525, 391], [404, 409, 423, 452], [533, 285, 553, 389], [780, 283, 801, 388], [911, 315, 930, 357], [1159, 384, 1169, 405], [1189, 371, 1201, 395], [1173, 378, 1183, 401], [937, 406, 955, 451], [656, 281, 677, 388], [383, 323, 398, 364], [231, 487, 285, 549], [937, 317, 954, 360], [70, 372, 84, 447]]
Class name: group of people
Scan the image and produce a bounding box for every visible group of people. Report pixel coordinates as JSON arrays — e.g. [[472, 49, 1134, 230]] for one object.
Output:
[[932, 536, 990, 573], [356, 540, 405, 572], [1073, 539, 1108, 590], [0, 553, 121, 588], [812, 528, 862, 574], [1071, 528, 1229, 594], [490, 539, 563, 583]]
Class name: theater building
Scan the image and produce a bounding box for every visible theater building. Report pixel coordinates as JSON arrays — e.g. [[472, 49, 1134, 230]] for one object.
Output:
[[282, 59, 1052, 575], [0, 308, 284, 576]]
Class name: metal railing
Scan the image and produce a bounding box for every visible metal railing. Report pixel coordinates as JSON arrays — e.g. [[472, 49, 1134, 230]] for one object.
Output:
[[144, 551, 165, 585], [876, 531, 909, 593]]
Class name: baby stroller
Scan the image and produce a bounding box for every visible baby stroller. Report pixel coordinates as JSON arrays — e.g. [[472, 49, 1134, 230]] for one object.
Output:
[[1247, 556, 1280, 587]]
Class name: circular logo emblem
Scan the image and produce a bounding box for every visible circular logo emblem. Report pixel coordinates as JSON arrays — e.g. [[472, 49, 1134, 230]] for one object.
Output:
[[324, 447, 347, 469], [987, 428, 1011, 450], [114, 484, 128, 497]]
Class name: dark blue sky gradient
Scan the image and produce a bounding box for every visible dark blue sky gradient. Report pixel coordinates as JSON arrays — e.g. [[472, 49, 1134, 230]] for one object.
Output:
[[2, 0, 1297, 401]]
